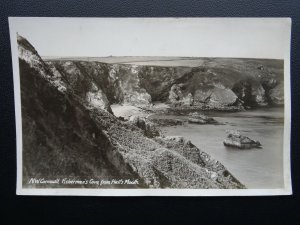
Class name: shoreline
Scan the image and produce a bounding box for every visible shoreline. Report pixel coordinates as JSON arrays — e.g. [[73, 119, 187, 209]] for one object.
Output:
[[111, 102, 284, 120]]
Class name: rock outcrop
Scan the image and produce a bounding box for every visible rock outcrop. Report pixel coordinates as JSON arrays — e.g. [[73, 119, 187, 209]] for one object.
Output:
[[44, 60, 113, 113], [223, 130, 262, 149], [18, 35, 244, 189], [269, 83, 284, 105], [155, 136, 243, 188], [188, 112, 218, 124], [128, 115, 160, 138], [108, 64, 152, 106], [50, 61, 152, 107], [148, 117, 184, 127], [194, 87, 238, 108], [169, 84, 194, 107], [232, 79, 265, 107]]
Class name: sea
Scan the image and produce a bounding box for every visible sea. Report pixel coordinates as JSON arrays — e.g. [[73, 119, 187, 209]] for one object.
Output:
[[155, 108, 285, 189]]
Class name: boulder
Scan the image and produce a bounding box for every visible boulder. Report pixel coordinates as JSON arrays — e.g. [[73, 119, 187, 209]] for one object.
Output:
[[188, 112, 218, 124], [193, 87, 238, 109], [223, 130, 262, 149]]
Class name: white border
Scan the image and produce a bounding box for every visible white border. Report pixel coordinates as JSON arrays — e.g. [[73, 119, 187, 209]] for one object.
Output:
[[9, 17, 292, 196]]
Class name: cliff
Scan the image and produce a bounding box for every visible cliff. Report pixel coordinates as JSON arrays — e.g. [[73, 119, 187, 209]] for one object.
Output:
[[45, 57, 284, 110], [49, 61, 152, 107], [18, 35, 244, 189]]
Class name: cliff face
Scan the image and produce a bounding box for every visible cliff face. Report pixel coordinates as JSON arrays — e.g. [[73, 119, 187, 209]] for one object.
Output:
[[135, 58, 283, 108], [46, 57, 284, 109], [50, 61, 152, 107], [18, 35, 244, 189]]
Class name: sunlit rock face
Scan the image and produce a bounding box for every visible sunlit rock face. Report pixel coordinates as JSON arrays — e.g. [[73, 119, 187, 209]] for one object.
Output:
[[108, 64, 152, 106], [18, 34, 67, 93], [48, 60, 113, 113], [50, 61, 152, 107], [194, 87, 238, 107], [86, 82, 111, 112]]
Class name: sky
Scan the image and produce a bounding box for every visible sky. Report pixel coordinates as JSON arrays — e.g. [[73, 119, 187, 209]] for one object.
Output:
[[9, 17, 291, 59]]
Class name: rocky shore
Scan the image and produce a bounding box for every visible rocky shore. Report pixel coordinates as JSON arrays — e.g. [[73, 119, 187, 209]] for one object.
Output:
[[223, 130, 262, 149]]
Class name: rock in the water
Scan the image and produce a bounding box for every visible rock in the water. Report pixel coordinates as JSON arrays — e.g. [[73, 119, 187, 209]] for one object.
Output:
[[223, 130, 262, 149], [188, 112, 218, 124], [148, 118, 184, 126]]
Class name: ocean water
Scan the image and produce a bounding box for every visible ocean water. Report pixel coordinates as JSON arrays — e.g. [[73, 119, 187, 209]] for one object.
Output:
[[157, 108, 285, 189]]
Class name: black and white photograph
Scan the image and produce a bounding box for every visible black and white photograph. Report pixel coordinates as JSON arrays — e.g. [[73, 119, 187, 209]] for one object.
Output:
[[9, 17, 291, 196]]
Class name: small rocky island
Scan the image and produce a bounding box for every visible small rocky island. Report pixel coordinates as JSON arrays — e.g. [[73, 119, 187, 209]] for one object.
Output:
[[223, 130, 262, 149], [188, 112, 219, 124]]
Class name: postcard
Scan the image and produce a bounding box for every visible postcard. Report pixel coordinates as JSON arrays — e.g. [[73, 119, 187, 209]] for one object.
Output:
[[9, 17, 292, 196]]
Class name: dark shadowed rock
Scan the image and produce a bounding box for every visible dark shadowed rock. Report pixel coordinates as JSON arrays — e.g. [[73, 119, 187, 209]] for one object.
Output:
[[223, 130, 262, 149], [232, 79, 266, 107], [148, 117, 184, 126], [269, 83, 284, 105]]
